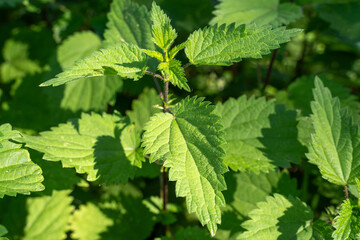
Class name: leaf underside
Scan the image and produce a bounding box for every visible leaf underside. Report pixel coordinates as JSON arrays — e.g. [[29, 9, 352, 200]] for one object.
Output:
[[142, 96, 228, 236]]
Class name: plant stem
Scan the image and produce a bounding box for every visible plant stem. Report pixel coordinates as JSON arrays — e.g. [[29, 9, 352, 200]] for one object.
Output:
[[153, 77, 164, 99], [262, 49, 278, 92], [344, 185, 349, 199], [161, 167, 168, 211], [146, 70, 165, 81], [163, 81, 169, 112]]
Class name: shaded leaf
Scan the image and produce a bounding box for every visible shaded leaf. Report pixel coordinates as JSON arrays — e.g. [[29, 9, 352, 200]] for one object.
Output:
[[214, 96, 304, 173]]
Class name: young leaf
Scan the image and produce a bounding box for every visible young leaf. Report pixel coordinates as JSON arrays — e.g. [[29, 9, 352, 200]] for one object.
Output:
[[142, 96, 228, 236], [237, 194, 314, 240], [211, 0, 303, 27], [40, 42, 148, 87], [333, 199, 360, 240], [104, 0, 155, 50], [168, 41, 188, 60], [126, 88, 162, 132], [158, 59, 190, 91], [70, 202, 113, 240], [23, 190, 73, 240], [19, 113, 144, 184], [214, 96, 305, 173], [141, 49, 164, 61], [306, 77, 360, 185], [150, 2, 177, 51], [0, 124, 44, 198], [185, 23, 301, 66]]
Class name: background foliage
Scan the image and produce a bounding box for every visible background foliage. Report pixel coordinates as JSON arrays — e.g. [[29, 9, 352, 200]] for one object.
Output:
[[0, 0, 360, 239]]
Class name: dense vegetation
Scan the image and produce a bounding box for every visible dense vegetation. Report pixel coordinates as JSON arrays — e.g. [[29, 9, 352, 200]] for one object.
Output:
[[0, 0, 360, 239]]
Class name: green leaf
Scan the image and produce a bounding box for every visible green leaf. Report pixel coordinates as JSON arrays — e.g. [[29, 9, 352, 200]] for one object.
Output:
[[306, 77, 360, 185], [237, 194, 314, 240], [0, 225, 7, 240], [126, 88, 162, 132], [104, 0, 155, 50], [211, 0, 303, 27], [70, 202, 113, 240], [185, 24, 301, 66], [142, 96, 228, 236], [23, 190, 73, 240], [312, 220, 334, 240], [20, 113, 144, 184], [317, 3, 360, 43], [225, 170, 299, 218], [214, 96, 305, 173], [142, 49, 164, 61], [40, 42, 148, 87], [56, 31, 123, 113], [158, 59, 190, 91], [1, 39, 41, 83], [168, 41, 188, 60], [333, 199, 360, 240], [0, 124, 44, 198], [150, 2, 177, 51], [175, 226, 211, 240]]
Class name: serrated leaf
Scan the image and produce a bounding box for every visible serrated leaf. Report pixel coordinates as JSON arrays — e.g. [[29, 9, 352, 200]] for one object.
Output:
[[23, 190, 73, 240], [142, 49, 164, 61], [333, 199, 360, 240], [168, 41, 188, 60], [158, 59, 190, 91], [214, 96, 305, 173], [0, 124, 44, 198], [104, 0, 155, 50], [150, 2, 177, 51], [126, 88, 162, 132], [185, 23, 301, 66], [56, 31, 123, 112], [211, 0, 303, 27], [142, 96, 228, 236], [71, 202, 113, 240], [306, 77, 360, 185], [41, 42, 148, 86], [19, 113, 144, 184], [1, 39, 41, 83], [237, 194, 313, 240], [225, 170, 299, 218]]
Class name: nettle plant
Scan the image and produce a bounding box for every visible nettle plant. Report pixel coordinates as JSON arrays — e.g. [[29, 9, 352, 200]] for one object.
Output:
[[1, 0, 360, 239]]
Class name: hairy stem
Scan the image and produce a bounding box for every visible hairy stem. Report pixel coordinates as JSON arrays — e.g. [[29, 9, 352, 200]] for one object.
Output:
[[262, 49, 278, 92], [161, 167, 168, 211], [344, 185, 349, 199]]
